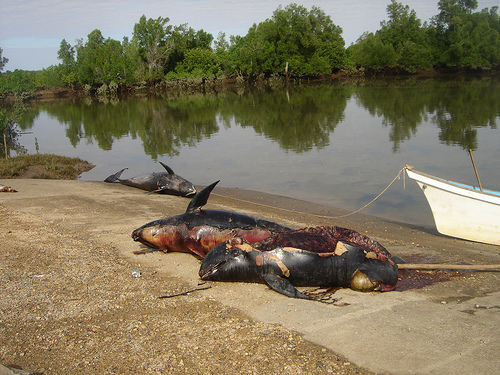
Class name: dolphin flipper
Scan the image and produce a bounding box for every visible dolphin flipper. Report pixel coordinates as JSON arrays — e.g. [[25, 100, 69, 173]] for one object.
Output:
[[104, 168, 128, 183], [392, 256, 406, 264], [185, 180, 220, 213], [260, 273, 311, 299]]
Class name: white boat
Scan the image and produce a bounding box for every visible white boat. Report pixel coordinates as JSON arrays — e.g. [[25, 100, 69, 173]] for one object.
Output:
[[405, 165, 500, 246]]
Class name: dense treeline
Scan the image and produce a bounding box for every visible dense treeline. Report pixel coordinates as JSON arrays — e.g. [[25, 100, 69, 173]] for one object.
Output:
[[0, 1, 499, 96], [351, 0, 500, 71]]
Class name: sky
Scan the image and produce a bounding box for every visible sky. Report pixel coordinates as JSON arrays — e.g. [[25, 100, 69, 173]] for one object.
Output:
[[1, 0, 498, 71]]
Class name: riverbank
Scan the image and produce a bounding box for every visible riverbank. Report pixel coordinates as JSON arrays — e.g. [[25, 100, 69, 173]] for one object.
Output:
[[2, 66, 498, 104], [1, 179, 499, 374]]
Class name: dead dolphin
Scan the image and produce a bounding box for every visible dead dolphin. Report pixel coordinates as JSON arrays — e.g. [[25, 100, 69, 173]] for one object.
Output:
[[104, 161, 196, 197], [199, 228, 400, 299], [131, 180, 292, 258]]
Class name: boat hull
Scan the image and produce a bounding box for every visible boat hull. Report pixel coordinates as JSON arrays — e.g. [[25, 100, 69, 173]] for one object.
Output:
[[406, 168, 500, 246]]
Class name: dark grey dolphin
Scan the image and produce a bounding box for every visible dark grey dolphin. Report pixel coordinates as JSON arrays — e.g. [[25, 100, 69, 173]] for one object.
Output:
[[104, 162, 197, 197], [199, 231, 400, 299]]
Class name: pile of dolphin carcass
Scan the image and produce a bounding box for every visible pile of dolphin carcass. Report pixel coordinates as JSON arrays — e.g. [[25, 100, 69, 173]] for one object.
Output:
[[106, 163, 401, 300]]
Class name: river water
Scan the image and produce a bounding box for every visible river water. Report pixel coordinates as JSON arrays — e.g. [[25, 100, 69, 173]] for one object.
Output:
[[12, 77, 500, 228]]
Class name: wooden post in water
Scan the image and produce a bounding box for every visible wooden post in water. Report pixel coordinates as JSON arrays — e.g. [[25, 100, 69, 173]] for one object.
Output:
[[285, 61, 292, 84]]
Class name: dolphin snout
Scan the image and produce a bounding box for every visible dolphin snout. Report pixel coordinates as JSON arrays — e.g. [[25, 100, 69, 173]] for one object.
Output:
[[131, 229, 141, 241], [185, 187, 197, 197]]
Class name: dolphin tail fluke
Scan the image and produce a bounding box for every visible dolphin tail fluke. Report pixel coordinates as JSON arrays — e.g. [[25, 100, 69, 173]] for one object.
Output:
[[159, 161, 175, 175], [185, 180, 220, 213], [104, 168, 128, 183]]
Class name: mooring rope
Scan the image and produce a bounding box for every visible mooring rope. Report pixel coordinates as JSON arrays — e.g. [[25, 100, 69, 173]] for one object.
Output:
[[213, 167, 407, 220]]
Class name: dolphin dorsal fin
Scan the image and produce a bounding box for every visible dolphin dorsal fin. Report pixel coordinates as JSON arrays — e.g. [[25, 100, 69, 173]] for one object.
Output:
[[185, 180, 220, 213], [159, 161, 175, 175]]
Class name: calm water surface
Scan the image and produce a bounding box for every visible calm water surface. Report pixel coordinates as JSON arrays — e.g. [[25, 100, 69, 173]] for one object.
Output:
[[13, 78, 500, 228]]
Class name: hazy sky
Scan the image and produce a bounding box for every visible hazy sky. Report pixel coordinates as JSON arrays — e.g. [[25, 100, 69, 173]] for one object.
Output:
[[1, 0, 498, 71]]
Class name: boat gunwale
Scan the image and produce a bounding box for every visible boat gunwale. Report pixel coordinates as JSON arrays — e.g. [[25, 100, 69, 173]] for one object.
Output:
[[405, 167, 500, 204]]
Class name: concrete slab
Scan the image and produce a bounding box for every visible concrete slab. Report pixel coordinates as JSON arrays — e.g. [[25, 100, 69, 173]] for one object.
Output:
[[1, 179, 499, 374]]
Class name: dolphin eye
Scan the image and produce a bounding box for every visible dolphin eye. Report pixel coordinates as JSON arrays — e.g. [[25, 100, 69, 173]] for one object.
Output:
[[230, 249, 240, 257]]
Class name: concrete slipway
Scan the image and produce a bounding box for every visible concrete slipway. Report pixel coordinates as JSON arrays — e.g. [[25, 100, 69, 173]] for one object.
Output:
[[1, 179, 499, 374]]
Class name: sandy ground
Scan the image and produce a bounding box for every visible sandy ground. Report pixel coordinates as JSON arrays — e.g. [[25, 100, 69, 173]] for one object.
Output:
[[0, 179, 499, 375]]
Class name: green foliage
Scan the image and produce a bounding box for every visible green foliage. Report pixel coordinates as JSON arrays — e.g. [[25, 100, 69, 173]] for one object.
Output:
[[399, 41, 434, 70], [431, 0, 499, 67], [379, 1, 434, 69], [61, 31, 129, 84], [61, 69, 78, 85], [228, 21, 273, 74], [133, 15, 172, 78], [441, 7, 500, 67], [72, 29, 127, 84], [350, 33, 398, 68], [0, 47, 9, 72], [214, 32, 229, 54], [0, 69, 36, 95], [58, 39, 75, 66], [229, 4, 345, 75], [166, 24, 214, 73], [349, 0, 499, 71], [175, 48, 221, 76], [432, 0, 479, 32], [35, 65, 64, 87], [122, 37, 141, 82], [213, 33, 232, 73]]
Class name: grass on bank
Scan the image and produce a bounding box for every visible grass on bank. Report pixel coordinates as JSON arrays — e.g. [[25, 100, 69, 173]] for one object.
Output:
[[0, 154, 94, 180]]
